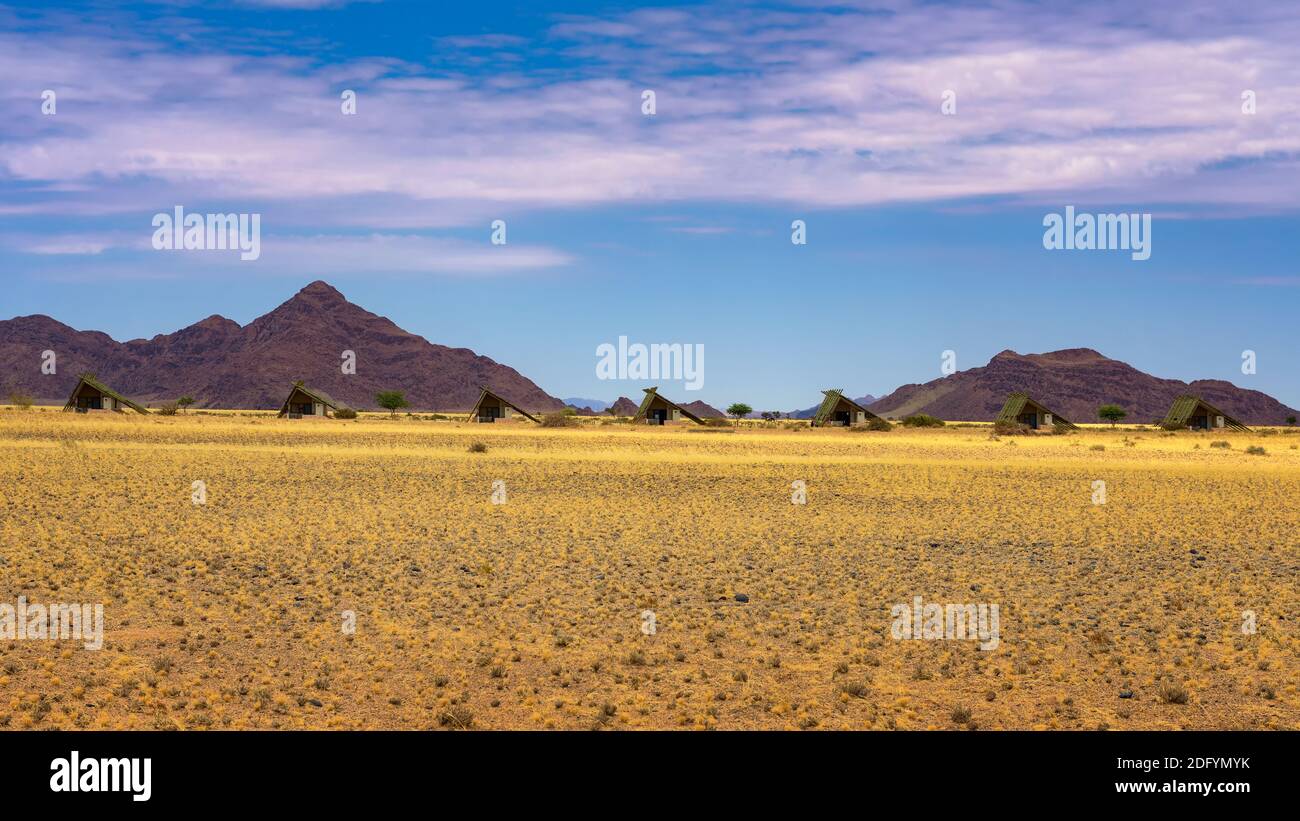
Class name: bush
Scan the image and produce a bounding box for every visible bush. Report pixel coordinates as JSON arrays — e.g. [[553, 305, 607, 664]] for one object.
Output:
[[848, 417, 892, 431], [156, 402, 179, 416], [700, 417, 731, 427], [992, 419, 1031, 435], [8, 392, 34, 410], [1245, 445, 1267, 456], [1209, 440, 1230, 449], [335, 408, 358, 419], [467, 441, 488, 453], [1157, 682, 1189, 705], [902, 414, 944, 428], [539, 412, 575, 427], [1160, 422, 1186, 431]]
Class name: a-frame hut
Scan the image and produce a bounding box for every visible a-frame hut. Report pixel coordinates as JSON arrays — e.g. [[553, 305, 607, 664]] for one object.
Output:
[[63, 374, 149, 414], [1159, 395, 1250, 432], [810, 389, 881, 427], [277, 382, 341, 418], [995, 392, 1077, 430], [632, 387, 704, 425], [468, 386, 539, 423]]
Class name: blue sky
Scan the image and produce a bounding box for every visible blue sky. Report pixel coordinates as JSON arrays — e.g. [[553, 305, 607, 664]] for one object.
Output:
[[1, 0, 1297, 410]]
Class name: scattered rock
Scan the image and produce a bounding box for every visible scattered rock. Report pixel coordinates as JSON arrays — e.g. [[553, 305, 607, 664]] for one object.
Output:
[[734, 593, 749, 603], [1119, 690, 1133, 699]]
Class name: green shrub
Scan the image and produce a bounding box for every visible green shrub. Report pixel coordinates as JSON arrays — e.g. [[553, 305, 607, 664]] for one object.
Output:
[[335, 408, 358, 420], [902, 414, 945, 428], [992, 419, 1030, 435], [848, 417, 892, 431]]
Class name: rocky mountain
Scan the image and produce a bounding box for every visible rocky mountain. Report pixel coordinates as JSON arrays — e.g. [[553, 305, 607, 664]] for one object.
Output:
[[680, 400, 725, 419], [0, 281, 565, 413], [608, 396, 640, 416], [868, 348, 1298, 424]]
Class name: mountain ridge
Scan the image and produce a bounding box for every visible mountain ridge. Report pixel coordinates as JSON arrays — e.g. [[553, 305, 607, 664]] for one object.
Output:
[[868, 348, 1297, 424], [0, 280, 564, 412]]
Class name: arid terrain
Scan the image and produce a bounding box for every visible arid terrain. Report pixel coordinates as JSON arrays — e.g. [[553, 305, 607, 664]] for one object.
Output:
[[1, 409, 1296, 730]]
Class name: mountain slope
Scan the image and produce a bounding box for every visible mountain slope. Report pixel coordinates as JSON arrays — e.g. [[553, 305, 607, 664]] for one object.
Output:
[[0, 281, 564, 412], [869, 348, 1298, 424]]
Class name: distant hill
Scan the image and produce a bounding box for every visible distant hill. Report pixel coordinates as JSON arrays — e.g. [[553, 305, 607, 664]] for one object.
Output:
[[563, 397, 610, 412], [868, 348, 1298, 424], [681, 400, 725, 419], [608, 396, 639, 416], [0, 281, 565, 413]]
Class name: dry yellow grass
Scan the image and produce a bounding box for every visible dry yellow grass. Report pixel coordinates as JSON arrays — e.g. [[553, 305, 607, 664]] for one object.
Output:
[[1, 409, 1296, 730]]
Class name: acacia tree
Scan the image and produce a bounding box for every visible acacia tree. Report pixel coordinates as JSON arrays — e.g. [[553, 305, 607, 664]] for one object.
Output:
[[178, 395, 195, 414], [375, 390, 409, 417], [1097, 404, 1127, 427], [726, 402, 752, 424]]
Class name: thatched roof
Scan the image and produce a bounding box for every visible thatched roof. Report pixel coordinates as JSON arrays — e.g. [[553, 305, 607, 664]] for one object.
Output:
[[811, 389, 880, 426], [1160, 395, 1250, 431], [469, 386, 539, 423], [277, 382, 343, 416], [995, 392, 1077, 429], [63, 373, 150, 414], [632, 387, 704, 424]]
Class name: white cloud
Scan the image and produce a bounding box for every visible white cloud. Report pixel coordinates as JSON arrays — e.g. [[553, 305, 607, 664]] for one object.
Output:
[[1, 0, 1298, 230]]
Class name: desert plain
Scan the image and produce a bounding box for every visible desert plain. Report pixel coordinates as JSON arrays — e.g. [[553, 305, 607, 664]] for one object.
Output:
[[1, 409, 1296, 730]]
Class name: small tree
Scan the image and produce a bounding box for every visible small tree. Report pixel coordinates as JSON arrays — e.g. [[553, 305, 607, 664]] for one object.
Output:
[[178, 395, 195, 414], [726, 403, 752, 424], [760, 411, 780, 423], [375, 390, 409, 417], [1288, 415, 1297, 426], [1097, 404, 1127, 427]]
